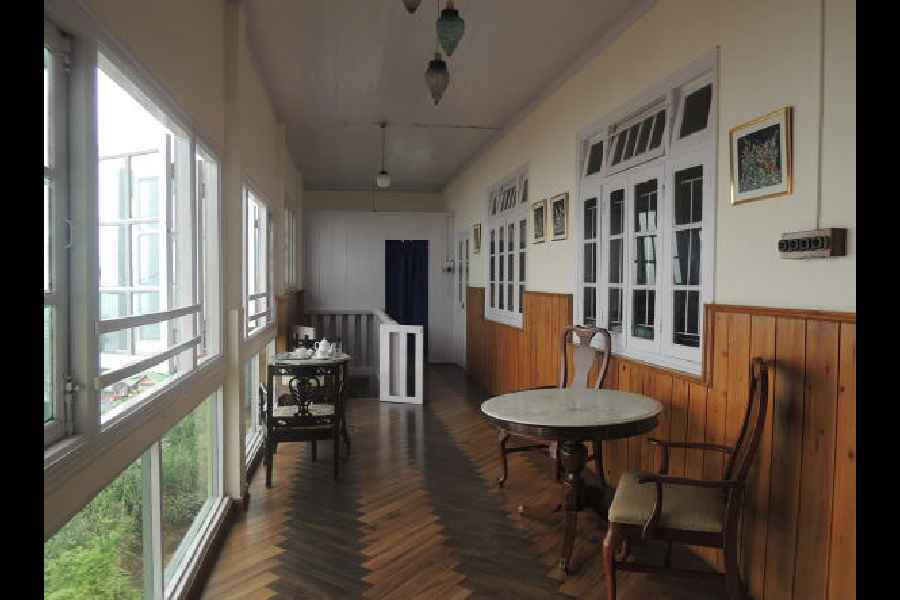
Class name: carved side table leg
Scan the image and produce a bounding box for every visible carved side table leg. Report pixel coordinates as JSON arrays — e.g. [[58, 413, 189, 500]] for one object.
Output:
[[497, 430, 510, 487], [559, 439, 587, 574]]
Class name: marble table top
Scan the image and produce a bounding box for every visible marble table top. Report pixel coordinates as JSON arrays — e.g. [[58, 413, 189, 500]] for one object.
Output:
[[481, 387, 662, 429], [271, 352, 352, 366]]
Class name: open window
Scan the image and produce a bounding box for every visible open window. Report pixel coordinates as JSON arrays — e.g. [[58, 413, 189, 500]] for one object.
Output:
[[243, 186, 271, 337]]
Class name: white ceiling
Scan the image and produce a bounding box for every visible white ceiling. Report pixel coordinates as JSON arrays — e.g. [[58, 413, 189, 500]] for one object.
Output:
[[245, 0, 645, 192]]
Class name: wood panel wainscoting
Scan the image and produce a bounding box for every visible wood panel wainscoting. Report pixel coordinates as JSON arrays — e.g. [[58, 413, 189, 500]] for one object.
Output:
[[464, 287, 856, 600]]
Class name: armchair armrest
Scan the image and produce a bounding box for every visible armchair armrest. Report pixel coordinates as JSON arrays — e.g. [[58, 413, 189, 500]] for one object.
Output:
[[647, 438, 734, 475], [635, 471, 739, 540]]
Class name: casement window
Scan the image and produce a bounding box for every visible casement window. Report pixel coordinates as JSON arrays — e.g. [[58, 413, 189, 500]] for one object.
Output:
[[486, 169, 528, 328], [283, 207, 297, 289], [244, 187, 271, 337], [44, 21, 70, 447], [96, 54, 221, 424], [44, 389, 226, 599], [577, 57, 716, 374], [243, 339, 274, 470]]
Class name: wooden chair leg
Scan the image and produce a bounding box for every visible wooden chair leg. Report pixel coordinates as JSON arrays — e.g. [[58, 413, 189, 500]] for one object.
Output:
[[265, 441, 273, 488], [603, 524, 622, 600], [497, 430, 510, 487], [724, 533, 745, 600], [310, 441, 317, 462], [333, 431, 340, 480]]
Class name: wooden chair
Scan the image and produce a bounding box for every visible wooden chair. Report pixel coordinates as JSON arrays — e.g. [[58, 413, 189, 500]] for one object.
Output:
[[262, 369, 349, 485], [602, 357, 770, 600], [497, 325, 613, 487]]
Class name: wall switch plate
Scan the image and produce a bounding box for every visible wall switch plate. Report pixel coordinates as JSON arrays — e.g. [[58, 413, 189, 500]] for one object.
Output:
[[777, 228, 847, 259]]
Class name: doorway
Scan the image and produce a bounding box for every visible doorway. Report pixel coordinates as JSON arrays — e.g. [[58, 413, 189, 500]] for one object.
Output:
[[385, 241, 429, 395]]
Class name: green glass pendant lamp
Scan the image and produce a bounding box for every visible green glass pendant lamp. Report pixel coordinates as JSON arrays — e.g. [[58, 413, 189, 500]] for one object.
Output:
[[436, 0, 465, 56]]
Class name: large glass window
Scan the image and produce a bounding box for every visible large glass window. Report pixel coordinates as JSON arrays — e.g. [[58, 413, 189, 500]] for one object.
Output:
[[244, 187, 270, 337], [44, 456, 146, 599], [485, 171, 528, 326], [576, 60, 715, 374]]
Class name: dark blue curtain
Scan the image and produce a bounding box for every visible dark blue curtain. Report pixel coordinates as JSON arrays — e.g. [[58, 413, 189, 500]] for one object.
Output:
[[385, 240, 428, 393]]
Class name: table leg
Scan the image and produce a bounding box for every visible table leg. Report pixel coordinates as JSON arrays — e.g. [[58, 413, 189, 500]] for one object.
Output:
[[559, 440, 587, 574]]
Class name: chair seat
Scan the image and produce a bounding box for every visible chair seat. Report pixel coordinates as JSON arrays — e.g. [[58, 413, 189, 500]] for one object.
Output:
[[272, 404, 335, 417], [608, 472, 724, 533]]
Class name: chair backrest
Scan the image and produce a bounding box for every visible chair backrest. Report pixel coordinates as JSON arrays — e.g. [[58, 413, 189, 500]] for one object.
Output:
[[558, 325, 612, 389], [724, 357, 770, 484]]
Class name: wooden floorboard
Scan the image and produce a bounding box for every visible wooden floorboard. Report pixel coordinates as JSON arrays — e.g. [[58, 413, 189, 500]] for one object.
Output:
[[199, 365, 727, 599]]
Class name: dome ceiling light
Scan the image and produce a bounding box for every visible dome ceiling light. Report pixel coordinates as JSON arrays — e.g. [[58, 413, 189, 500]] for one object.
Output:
[[436, 0, 465, 57], [401, 0, 423, 14], [376, 121, 391, 188]]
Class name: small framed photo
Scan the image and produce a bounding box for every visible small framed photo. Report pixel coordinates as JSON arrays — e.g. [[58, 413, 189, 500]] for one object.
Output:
[[550, 192, 568, 241], [531, 199, 546, 243], [472, 223, 482, 254], [730, 106, 793, 204]]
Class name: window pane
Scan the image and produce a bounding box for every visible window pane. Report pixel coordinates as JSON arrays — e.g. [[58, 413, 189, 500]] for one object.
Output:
[[673, 230, 690, 285], [689, 228, 701, 286], [583, 286, 596, 326], [519, 251, 526, 282], [519, 219, 526, 250], [44, 457, 145, 598], [498, 226, 504, 256], [632, 289, 655, 339], [649, 109, 666, 150], [490, 228, 495, 255], [134, 226, 160, 286], [608, 288, 622, 332], [135, 292, 161, 341], [130, 152, 160, 219], [507, 223, 514, 251], [610, 189, 624, 236], [162, 395, 215, 582], [673, 290, 701, 347], [521, 178, 528, 205], [584, 198, 597, 240], [674, 165, 703, 225], [100, 356, 176, 418], [508, 253, 514, 284], [100, 292, 129, 353], [99, 225, 129, 287], [609, 239, 622, 284], [518, 285, 524, 314], [490, 283, 495, 308], [634, 236, 657, 285], [635, 116, 654, 155], [584, 242, 596, 283], [634, 180, 658, 233], [44, 48, 50, 168], [586, 141, 604, 175], [44, 306, 54, 423], [508, 283, 513, 311], [99, 157, 128, 223], [489, 253, 495, 281], [44, 180, 51, 291], [622, 122, 641, 161], [244, 355, 261, 444], [612, 132, 627, 165], [679, 84, 712, 138]]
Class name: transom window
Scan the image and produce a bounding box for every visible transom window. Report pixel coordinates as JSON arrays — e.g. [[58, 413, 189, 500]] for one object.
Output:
[[577, 59, 716, 374], [486, 169, 528, 327]]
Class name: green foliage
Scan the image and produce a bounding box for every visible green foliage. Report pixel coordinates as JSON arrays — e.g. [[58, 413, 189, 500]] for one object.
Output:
[[45, 401, 214, 599]]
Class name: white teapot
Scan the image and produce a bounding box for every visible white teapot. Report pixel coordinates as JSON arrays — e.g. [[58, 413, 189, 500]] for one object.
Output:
[[314, 338, 334, 357]]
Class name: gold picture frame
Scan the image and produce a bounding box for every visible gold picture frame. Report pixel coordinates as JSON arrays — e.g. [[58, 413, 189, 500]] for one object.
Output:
[[550, 192, 568, 241], [531, 199, 546, 244], [730, 106, 793, 205], [472, 223, 482, 254]]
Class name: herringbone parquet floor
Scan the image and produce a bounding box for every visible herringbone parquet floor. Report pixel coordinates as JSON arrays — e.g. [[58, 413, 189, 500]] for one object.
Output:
[[199, 366, 726, 600]]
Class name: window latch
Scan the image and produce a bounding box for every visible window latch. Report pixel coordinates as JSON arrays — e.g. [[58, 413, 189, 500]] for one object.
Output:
[[63, 376, 81, 435]]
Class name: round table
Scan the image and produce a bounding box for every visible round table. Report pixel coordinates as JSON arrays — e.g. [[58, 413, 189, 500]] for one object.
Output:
[[481, 388, 662, 573]]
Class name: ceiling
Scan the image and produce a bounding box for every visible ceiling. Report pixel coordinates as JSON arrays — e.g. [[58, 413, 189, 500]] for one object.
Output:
[[245, 0, 645, 193]]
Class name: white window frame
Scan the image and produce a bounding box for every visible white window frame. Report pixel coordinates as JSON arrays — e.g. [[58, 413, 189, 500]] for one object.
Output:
[[283, 207, 297, 289], [485, 168, 528, 328], [243, 185, 272, 338], [44, 8, 228, 577], [45, 20, 71, 447], [575, 52, 717, 375]]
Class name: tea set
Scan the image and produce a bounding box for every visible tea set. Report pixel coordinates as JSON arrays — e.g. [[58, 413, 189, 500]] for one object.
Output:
[[289, 338, 337, 360]]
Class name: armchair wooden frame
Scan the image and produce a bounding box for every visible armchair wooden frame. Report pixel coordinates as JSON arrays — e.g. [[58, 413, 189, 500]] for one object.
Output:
[[497, 325, 613, 487], [602, 357, 770, 600]]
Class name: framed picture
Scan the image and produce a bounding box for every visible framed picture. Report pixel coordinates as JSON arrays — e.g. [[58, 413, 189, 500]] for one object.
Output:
[[531, 199, 546, 243], [472, 223, 482, 254], [730, 106, 793, 204], [550, 192, 568, 241]]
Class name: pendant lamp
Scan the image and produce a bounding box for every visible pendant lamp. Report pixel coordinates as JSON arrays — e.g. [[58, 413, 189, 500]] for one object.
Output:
[[436, 0, 465, 56], [402, 0, 423, 14], [424, 52, 450, 106], [376, 122, 391, 188]]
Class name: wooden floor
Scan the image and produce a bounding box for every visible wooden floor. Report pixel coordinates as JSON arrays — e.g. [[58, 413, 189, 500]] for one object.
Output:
[[199, 365, 727, 599]]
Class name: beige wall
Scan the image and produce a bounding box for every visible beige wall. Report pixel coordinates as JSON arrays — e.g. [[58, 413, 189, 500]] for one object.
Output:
[[442, 0, 855, 312], [305, 190, 445, 212]]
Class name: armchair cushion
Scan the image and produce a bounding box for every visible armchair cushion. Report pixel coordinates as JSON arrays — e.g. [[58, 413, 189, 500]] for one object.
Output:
[[608, 472, 724, 533]]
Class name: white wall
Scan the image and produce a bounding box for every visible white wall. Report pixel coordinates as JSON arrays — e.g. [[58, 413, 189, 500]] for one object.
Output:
[[442, 0, 855, 312], [304, 210, 455, 363]]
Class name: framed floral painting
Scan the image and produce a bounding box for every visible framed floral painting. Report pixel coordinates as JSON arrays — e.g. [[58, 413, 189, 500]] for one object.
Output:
[[730, 106, 793, 204]]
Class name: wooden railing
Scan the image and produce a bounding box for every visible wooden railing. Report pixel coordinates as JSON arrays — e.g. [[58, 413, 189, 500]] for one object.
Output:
[[304, 308, 424, 404]]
